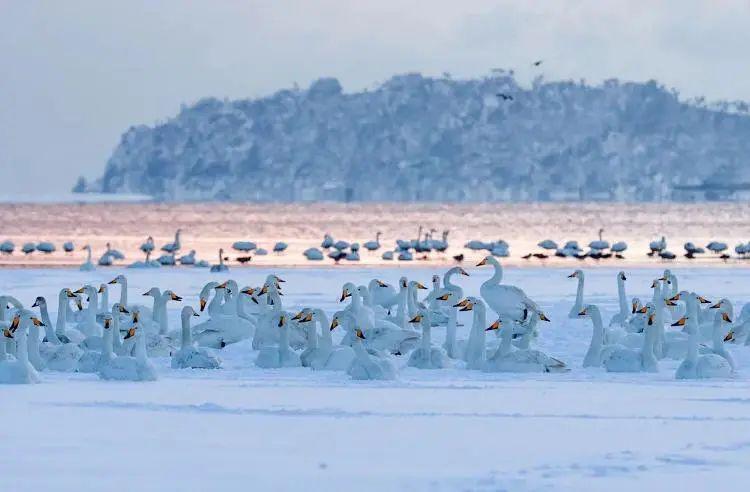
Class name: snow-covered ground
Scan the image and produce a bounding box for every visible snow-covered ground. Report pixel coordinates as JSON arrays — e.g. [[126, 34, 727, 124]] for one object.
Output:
[[3, 266, 750, 491]]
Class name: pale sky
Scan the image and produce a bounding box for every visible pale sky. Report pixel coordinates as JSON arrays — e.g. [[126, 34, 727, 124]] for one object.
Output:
[[2, 0, 749, 198]]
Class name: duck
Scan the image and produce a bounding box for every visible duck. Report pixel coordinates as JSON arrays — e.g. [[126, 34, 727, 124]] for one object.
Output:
[[171, 306, 222, 369], [0, 312, 41, 384], [79, 245, 95, 271], [98, 311, 158, 381], [31, 296, 83, 371], [255, 314, 301, 368], [406, 310, 450, 369], [297, 309, 355, 371], [347, 329, 397, 381], [567, 270, 585, 319], [477, 256, 539, 323], [676, 299, 732, 379], [603, 303, 659, 373], [484, 311, 567, 373]]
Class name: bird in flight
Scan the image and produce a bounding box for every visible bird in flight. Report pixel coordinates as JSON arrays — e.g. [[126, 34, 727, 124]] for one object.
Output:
[[496, 93, 514, 101], [533, 60, 543, 66]]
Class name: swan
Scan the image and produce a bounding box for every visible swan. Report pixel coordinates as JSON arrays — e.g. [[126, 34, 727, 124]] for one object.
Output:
[[273, 242, 288, 253], [303, 248, 324, 261], [321, 234, 334, 249], [171, 306, 222, 369], [608, 272, 630, 327], [477, 256, 539, 322], [161, 229, 182, 253], [31, 295, 83, 371], [368, 279, 398, 311], [179, 250, 196, 265], [98, 311, 158, 381], [251, 283, 301, 350], [297, 309, 355, 371], [567, 270, 585, 319], [702, 313, 736, 371], [79, 245, 95, 271], [140, 236, 155, 254], [406, 310, 450, 369], [676, 299, 732, 379], [210, 248, 229, 273], [96, 283, 110, 320], [347, 329, 397, 381], [578, 305, 624, 368], [255, 314, 301, 368], [603, 303, 659, 373], [443, 266, 469, 301], [73, 285, 103, 338], [77, 315, 117, 373], [24, 311, 46, 371], [0, 313, 41, 384], [484, 311, 567, 373], [49, 288, 85, 345], [195, 284, 256, 349], [460, 297, 488, 369], [364, 232, 382, 252]]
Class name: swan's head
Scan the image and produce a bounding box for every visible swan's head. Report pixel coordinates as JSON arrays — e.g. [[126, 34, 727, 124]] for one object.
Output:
[[399, 277, 408, 289], [165, 290, 183, 302], [182, 306, 199, 318], [112, 303, 128, 314], [697, 295, 712, 305], [631, 298, 641, 313], [618, 271, 626, 281], [142, 287, 161, 298], [108, 274, 126, 285], [408, 313, 423, 324], [98, 284, 107, 294], [131, 309, 141, 323], [374, 279, 389, 288], [409, 280, 427, 291], [354, 328, 366, 340], [340, 282, 357, 302], [32, 296, 46, 308], [568, 270, 582, 279], [102, 315, 113, 330], [449, 266, 469, 277], [476, 256, 495, 267], [578, 304, 598, 318], [124, 327, 137, 340]]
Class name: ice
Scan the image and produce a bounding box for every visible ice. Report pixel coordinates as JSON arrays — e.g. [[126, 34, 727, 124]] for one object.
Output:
[[2, 266, 750, 490]]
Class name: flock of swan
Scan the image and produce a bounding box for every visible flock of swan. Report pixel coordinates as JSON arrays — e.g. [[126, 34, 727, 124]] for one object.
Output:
[[2, 227, 745, 269], [2, 256, 747, 384]]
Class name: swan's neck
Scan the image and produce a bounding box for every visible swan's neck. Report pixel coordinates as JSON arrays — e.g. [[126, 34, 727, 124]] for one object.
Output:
[[489, 261, 503, 285], [575, 275, 585, 307], [16, 324, 29, 364], [135, 326, 147, 363], [102, 326, 114, 360], [421, 319, 431, 352], [712, 317, 724, 350], [352, 338, 368, 360], [99, 289, 109, 313], [395, 286, 408, 328], [56, 292, 68, 336], [316, 311, 332, 349], [39, 303, 59, 344], [443, 271, 458, 292], [208, 290, 224, 315], [119, 279, 128, 306], [584, 310, 604, 365], [445, 303, 457, 353], [111, 314, 122, 350], [617, 278, 628, 315], [27, 322, 42, 367], [279, 322, 290, 362], [181, 313, 193, 349]]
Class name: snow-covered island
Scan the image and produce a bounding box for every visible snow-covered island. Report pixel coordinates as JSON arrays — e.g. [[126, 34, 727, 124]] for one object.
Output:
[[83, 72, 750, 202]]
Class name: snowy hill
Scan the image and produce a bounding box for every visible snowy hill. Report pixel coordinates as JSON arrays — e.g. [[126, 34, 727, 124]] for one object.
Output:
[[86, 72, 750, 202]]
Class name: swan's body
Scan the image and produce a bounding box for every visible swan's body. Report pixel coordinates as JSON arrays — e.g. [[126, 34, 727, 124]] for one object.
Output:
[[603, 304, 659, 373], [255, 315, 301, 368], [347, 330, 397, 380], [484, 311, 567, 373], [677, 296, 732, 379], [98, 315, 158, 381], [406, 310, 450, 369], [0, 313, 41, 384], [579, 305, 624, 368], [478, 256, 539, 323]]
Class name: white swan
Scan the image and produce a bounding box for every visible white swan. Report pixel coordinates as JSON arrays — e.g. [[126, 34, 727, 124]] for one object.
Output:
[[79, 245, 95, 271], [608, 272, 630, 327], [98, 312, 158, 381], [0, 312, 41, 384], [368, 279, 398, 311], [406, 310, 450, 369], [459, 297, 488, 370], [578, 305, 624, 368], [52, 288, 85, 345], [477, 256, 539, 323], [347, 329, 397, 381], [603, 303, 659, 373], [77, 315, 116, 373], [567, 270, 585, 319], [297, 309, 355, 371], [171, 306, 222, 369], [255, 314, 301, 368], [31, 295, 83, 372], [676, 296, 732, 379], [484, 311, 567, 373]]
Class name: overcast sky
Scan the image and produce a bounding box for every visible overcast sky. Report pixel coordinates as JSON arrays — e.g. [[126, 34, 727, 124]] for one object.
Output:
[[2, 0, 749, 198]]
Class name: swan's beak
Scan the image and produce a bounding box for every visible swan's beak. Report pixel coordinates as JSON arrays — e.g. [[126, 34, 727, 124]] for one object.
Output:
[[303, 312, 313, 323], [658, 276, 667, 281], [132, 312, 140, 323], [32, 298, 40, 308], [124, 328, 136, 340], [170, 293, 183, 301], [217, 281, 228, 289], [485, 320, 501, 331], [459, 268, 469, 276], [10, 315, 20, 330], [638, 306, 648, 314], [241, 287, 255, 296], [193, 312, 199, 317], [453, 298, 469, 308], [74, 287, 85, 294], [142, 291, 150, 296], [355, 328, 366, 340], [650, 280, 658, 288], [671, 317, 687, 327], [647, 314, 655, 325], [709, 301, 722, 309], [376, 280, 388, 288], [436, 293, 450, 301], [98, 285, 105, 293], [330, 318, 339, 331], [631, 301, 638, 314], [340, 289, 350, 302], [567, 272, 577, 278], [665, 300, 677, 307], [669, 293, 681, 301], [724, 330, 735, 342], [278, 315, 286, 327], [409, 314, 423, 323], [292, 311, 303, 321], [65, 289, 77, 298], [476, 258, 487, 267], [722, 312, 733, 323], [538, 313, 550, 322], [416, 282, 427, 290], [578, 308, 587, 316], [3, 328, 13, 339], [199, 298, 207, 312], [31, 316, 45, 327], [259, 285, 269, 295], [75, 298, 83, 311], [621, 274, 627, 281], [108, 278, 118, 285], [103, 318, 111, 329], [698, 296, 711, 304], [119, 305, 129, 314], [459, 302, 474, 312], [276, 277, 286, 283]]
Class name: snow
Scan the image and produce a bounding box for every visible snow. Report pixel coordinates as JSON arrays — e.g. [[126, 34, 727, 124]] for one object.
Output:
[[3, 265, 750, 490]]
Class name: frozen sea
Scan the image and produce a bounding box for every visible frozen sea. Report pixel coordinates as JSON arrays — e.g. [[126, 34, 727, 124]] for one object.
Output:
[[2, 265, 750, 491]]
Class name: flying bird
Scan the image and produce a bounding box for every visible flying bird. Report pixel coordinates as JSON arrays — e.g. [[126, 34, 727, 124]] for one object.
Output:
[[496, 93, 514, 101], [533, 60, 543, 66]]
